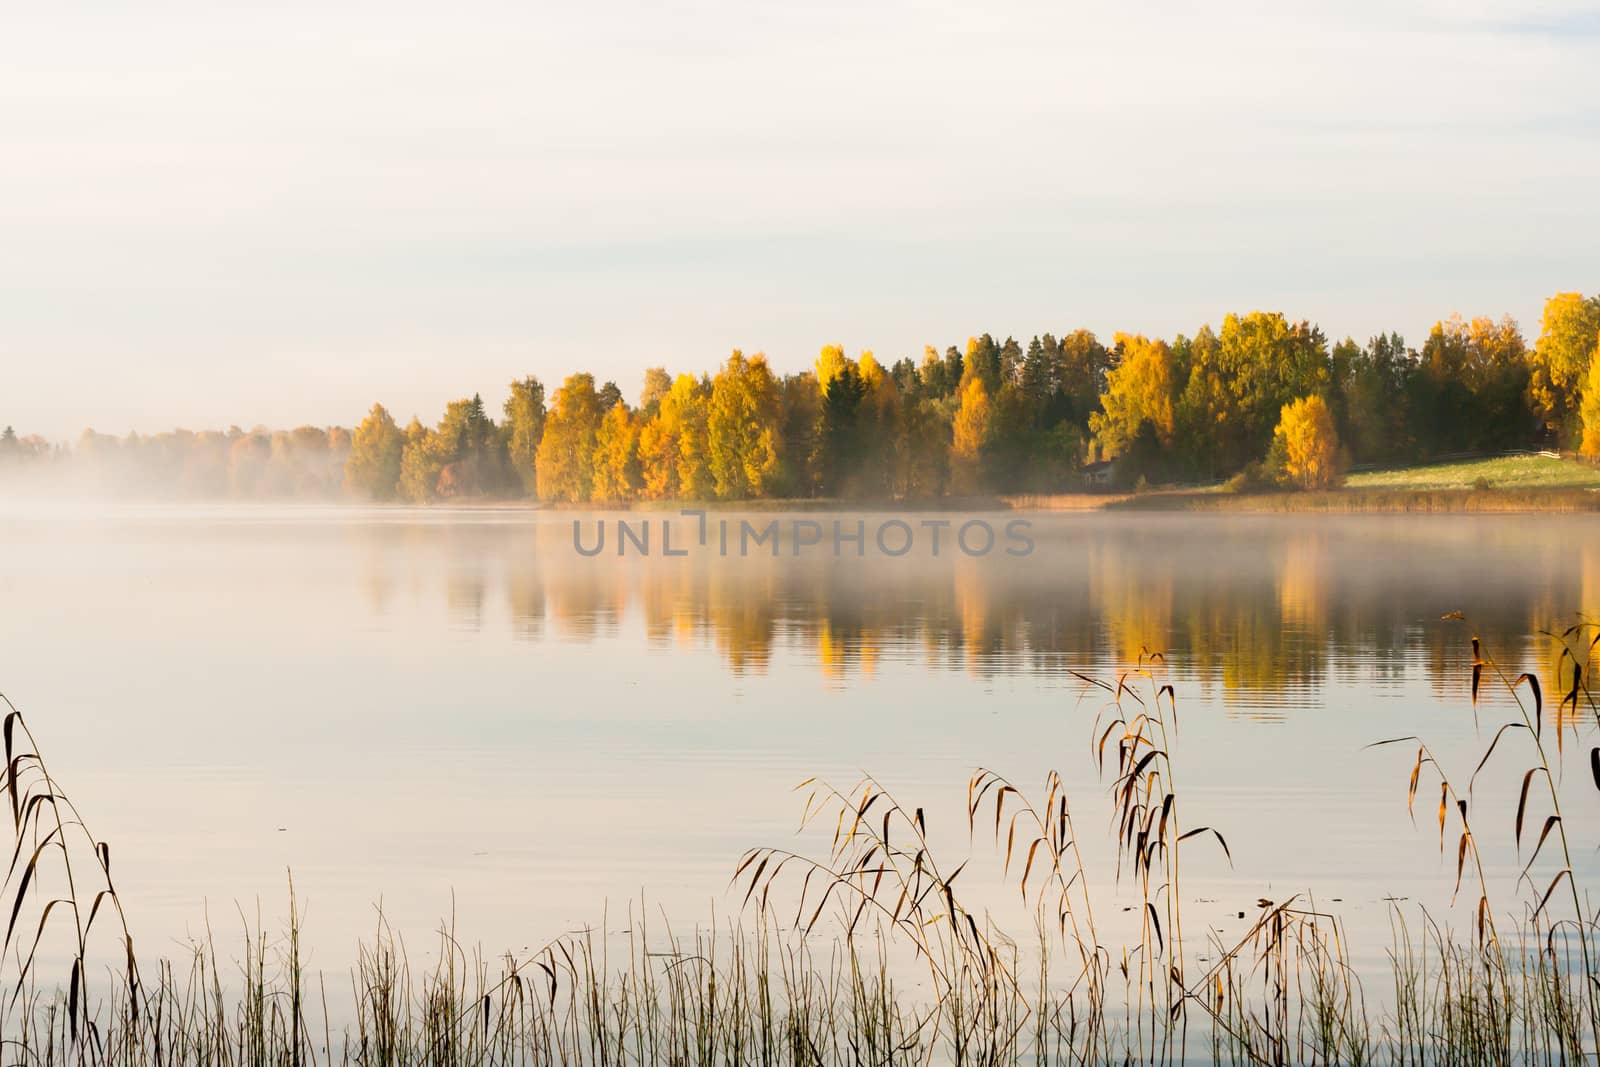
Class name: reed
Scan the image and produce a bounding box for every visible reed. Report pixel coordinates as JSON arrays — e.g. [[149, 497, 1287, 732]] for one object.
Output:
[[0, 621, 1595, 1065]]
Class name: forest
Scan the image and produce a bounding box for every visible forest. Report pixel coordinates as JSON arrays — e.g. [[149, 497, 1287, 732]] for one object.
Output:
[[4, 292, 1599, 501]]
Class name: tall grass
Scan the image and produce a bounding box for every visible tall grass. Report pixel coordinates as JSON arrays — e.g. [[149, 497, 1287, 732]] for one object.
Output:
[[0, 620, 1596, 1065]]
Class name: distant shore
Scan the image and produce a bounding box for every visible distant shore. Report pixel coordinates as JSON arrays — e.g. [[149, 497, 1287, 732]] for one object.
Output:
[[4, 489, 1591, 515], [6, 455, 1599, 515], [537, 487, 1600, 514]]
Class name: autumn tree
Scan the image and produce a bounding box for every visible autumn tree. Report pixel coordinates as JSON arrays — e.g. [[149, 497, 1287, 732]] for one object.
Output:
[[592, 403, 641, 501], [638, 374, 714, 500], [815, 344, 849, 395], [672, 377, 714, 499], [1529, 292, 1600, 442], [1411, 314, 1531, 454], [1223, 313, 1329, 469], [434, 394, 513, 497], [1581, 345, 1600, 460], [949, 366, 993, 494], [638, 368, 672, 415], [345, 403, 404, 499], [707, 350, 782, 499], [965, 334, 1001, 392], [1272, 395, 1344, 489], [391, 396, 510, 501], [503, 377, 546, 495], [1090, 333, 1176, 458], [535, 373, 603, 502], [636, 409, 679, 500], [397, 417, 444, 502], [1056, 329, 1111, 426], [1172, 326, 1228, 478], [854, 352, 897, 496], [915, 346, 951, 398]]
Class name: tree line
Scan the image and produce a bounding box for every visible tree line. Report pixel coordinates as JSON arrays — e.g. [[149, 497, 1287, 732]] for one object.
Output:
[[5, 292, 1599, 500]]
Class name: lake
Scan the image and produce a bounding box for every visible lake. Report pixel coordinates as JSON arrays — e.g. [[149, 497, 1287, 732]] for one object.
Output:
[[0, 503, 1595, 988]]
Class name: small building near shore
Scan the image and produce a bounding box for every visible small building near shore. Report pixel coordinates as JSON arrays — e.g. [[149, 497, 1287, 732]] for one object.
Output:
[[1083, 458, 1118, 489]]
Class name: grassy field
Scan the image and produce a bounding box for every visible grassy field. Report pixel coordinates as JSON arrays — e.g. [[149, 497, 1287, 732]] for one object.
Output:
[[1110, 454, 1600, 512], [1346, 453, 1600, 491]]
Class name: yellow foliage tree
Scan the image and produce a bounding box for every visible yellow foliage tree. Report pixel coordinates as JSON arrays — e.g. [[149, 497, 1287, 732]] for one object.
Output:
[[638, 374, 714, 500], [674, 386, 714, 500], [345, 403, 404, 500], [707, 351, 782, 499], [950, 368, 993, 493], [815, 344, 850, 395], [1581, 341, 1600, 460], [1273, 395, 1344, 489], [636, 415, 677, 500], [855, 350, 898, 493], [1530, 292, 1600, 432], [638, 367, 672, 413], [591, 404, 641, 502], [397, 416, 446, 503], [535, 374, 603, 503], [1088, 333, 1176, 458]]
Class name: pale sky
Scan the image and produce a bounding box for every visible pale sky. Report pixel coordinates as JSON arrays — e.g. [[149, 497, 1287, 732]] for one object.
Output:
[[3, 0, 1598, 439]]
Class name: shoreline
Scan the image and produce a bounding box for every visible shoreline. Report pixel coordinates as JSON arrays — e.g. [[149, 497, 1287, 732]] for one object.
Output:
[[1103, 485, 1600, 513], [552, 487, 1600, 513], [4, 487, 1599, 515]]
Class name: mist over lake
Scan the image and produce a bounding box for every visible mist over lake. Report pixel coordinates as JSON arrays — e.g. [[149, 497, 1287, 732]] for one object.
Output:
[[2, 503, 1593, 982]]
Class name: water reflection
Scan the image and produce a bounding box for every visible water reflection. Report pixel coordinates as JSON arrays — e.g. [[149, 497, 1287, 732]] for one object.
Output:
[[341, 512, 1596, 711], [1, 504, 1595, 975]]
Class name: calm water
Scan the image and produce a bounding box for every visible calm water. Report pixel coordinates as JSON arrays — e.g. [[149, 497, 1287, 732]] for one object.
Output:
[[0, 503, 1596, 981]]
